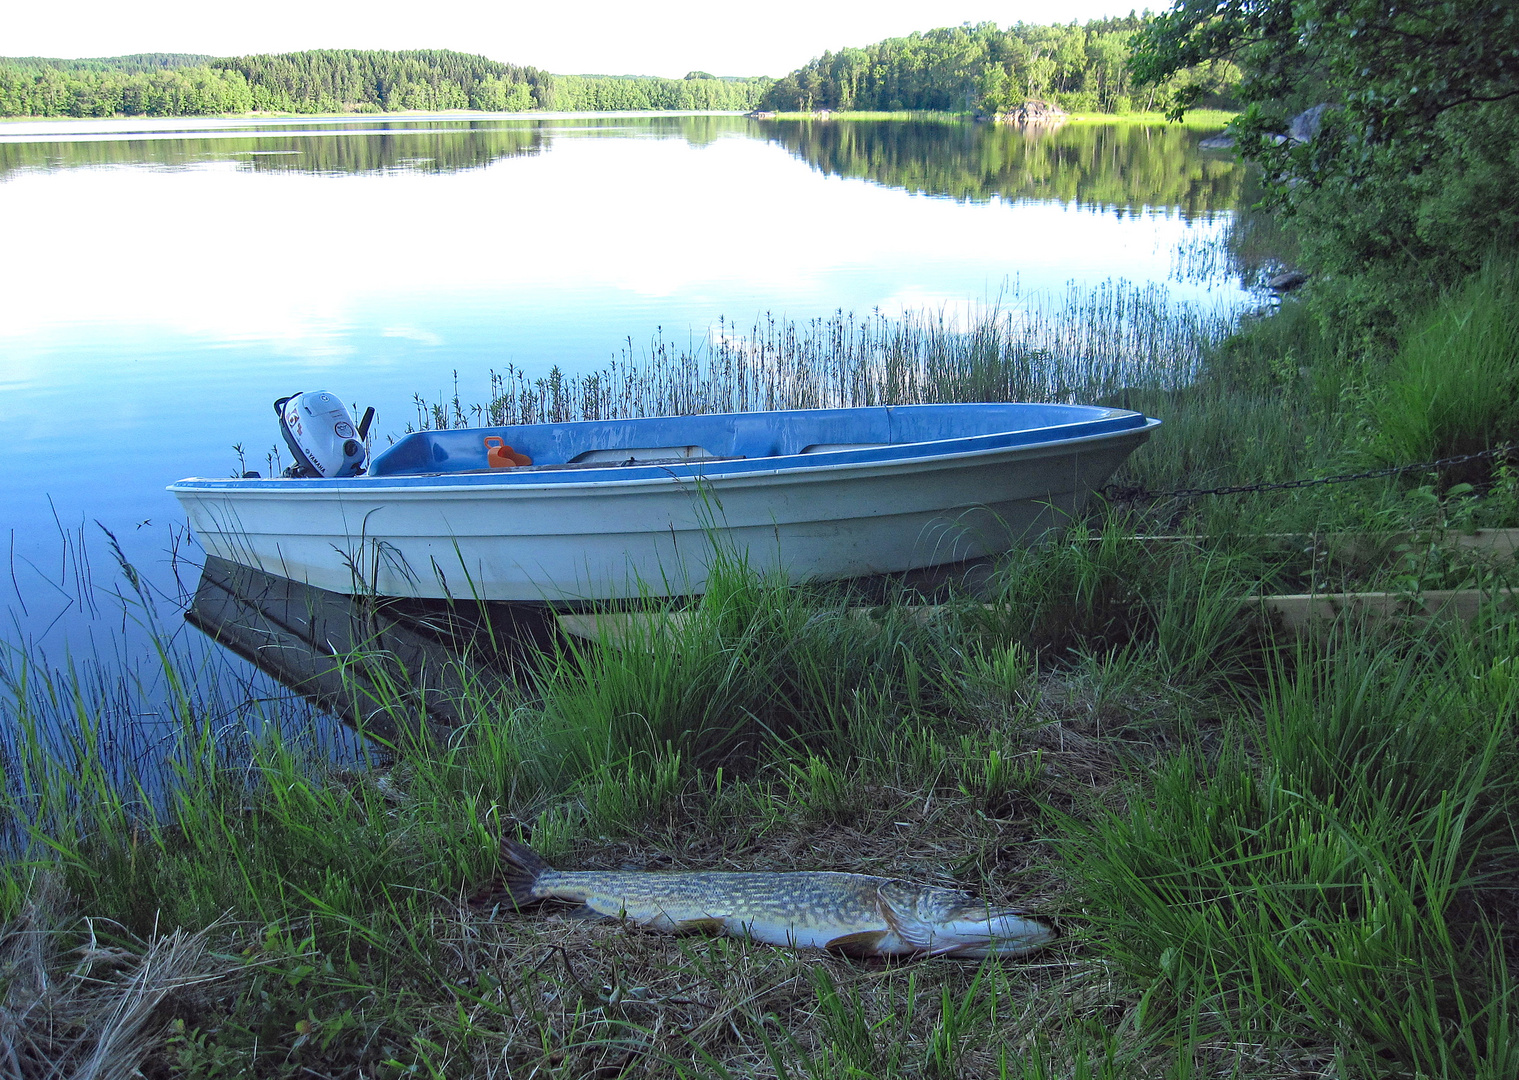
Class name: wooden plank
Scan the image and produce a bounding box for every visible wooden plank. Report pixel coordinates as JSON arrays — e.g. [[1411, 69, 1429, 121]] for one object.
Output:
[[1121, 528, 1519, 559], [1439, 529, 1519, 557], [552, 526, 1519, 646], [556, 610, 696, 647], [554, 604, 954, 648], [1260, 587, 1518, 634], [560, 585, 1519, 648]]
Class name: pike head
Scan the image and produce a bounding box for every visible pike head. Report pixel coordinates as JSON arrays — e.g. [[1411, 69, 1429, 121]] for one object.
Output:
[[880, 881, 1058, 959]]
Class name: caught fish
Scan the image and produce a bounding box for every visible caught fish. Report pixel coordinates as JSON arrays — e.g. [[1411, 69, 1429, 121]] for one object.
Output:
[[492, 838, 1058, 959]]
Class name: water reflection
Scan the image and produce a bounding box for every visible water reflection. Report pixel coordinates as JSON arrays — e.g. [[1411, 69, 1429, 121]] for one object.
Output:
[[186, 555, 557, 741], [0, 114, 1242, 217], [766, 119, 1244, 217], [0, 115, 751, 179]]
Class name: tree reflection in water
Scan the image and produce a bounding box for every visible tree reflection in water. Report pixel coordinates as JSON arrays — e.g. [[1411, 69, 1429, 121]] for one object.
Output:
[[765, 119, 1245, 219]]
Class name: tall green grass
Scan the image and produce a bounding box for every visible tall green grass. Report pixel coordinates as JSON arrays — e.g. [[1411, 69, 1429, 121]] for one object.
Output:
[[6, 514, 1519, 1074], [1063, 622, 1519, 1077], [1371, 254, 1519, 467]]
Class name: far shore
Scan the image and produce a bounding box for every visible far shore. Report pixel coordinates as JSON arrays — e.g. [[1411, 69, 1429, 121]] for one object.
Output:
[[0, 107, 1237, 127], [0, 108, 747, 125], [760, 108, 1237, 127]]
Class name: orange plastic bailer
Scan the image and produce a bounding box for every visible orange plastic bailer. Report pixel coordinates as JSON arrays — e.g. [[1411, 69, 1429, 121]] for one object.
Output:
[[485, 436, 532, 468]]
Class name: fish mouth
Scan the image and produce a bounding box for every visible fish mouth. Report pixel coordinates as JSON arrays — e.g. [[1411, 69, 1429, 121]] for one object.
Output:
[[929, 931, 1056, 959], [967, 904, 1060, 935], [1026, 914, 1061, 940], [924, 908, 1060, 958]]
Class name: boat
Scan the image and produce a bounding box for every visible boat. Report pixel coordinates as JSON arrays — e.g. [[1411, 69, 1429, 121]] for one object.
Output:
[[169, 402, 1160, 603]]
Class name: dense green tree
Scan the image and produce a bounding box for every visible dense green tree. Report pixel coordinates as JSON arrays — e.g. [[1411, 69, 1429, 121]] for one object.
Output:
[[210, 49, 551, 113], [761, 19, 1236, 116], [2, 53, 212, 73], [0, 64, 253, 117], [0, 50, 768, 118], [1132, 0, 1519, 335], [545, 74, 767, 111]]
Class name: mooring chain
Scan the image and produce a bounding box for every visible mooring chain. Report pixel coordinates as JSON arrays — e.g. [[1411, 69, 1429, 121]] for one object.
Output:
[[1102, 444, 1519, 504]]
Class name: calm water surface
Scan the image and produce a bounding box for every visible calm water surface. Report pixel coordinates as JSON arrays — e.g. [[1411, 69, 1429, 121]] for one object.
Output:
[[0, 112, 1249, 645]]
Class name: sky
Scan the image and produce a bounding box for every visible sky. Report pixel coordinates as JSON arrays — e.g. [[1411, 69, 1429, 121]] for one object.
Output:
[[6, 0, 1147, 78]]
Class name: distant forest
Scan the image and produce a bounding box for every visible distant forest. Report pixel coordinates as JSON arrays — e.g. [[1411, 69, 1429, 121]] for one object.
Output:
[[1, 52, 213, 73], [0, 49, 770, 118], [761, 19, 1239, 115], [0, 23, 1239, 120]]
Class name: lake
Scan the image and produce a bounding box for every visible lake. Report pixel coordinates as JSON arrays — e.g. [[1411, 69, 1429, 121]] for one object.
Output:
[[0, 111, 1250, 654]]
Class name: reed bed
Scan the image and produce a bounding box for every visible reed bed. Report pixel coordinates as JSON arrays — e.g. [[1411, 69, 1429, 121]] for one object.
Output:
[[409, 280, 1241, 431]]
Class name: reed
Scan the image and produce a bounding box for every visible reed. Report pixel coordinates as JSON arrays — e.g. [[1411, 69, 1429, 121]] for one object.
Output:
[[406, 279, 1239, 432]]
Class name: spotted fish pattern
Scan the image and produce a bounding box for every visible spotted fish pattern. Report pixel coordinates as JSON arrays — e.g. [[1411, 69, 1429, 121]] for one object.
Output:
[[494, 838, 1057, 959]]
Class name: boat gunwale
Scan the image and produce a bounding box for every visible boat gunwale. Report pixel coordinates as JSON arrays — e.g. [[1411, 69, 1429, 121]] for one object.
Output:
[[169, 416, 1160, 498]]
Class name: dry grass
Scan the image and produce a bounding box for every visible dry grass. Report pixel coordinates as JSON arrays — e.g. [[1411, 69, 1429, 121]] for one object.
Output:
[[0, 876, 242, 1080]]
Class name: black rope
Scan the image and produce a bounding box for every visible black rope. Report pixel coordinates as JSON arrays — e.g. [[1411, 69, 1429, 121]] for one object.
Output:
[[1102, 444, 1519, 504]]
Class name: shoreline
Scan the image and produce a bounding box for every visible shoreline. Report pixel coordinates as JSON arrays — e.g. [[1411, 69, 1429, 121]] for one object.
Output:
[[0, 107, 1238, 127], [761, 108, 1237, 127], [0, 107, 753, 126]]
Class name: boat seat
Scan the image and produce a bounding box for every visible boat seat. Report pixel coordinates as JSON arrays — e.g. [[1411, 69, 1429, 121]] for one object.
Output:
[[801, 443, 889, 454], [570, 446, 720, 464]]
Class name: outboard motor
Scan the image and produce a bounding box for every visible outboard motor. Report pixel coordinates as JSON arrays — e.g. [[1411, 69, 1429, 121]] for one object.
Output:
[[275, 392, 374, 478]]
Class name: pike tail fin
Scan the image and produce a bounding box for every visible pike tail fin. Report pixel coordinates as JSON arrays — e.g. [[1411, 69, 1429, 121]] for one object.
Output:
[[497, 835, 551, 909]]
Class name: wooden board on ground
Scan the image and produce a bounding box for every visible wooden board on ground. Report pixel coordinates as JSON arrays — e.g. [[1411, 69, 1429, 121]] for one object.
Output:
[[1259, 588, 1518, 634], [1130, 528, 1519, 559], [555, 610, 697, 649], [556, 530, 1519, 646], [559, 586, 1519, 647]]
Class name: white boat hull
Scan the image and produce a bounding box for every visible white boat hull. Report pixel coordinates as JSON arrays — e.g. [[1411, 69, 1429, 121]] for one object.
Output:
[[172, 424, 1153, 602]]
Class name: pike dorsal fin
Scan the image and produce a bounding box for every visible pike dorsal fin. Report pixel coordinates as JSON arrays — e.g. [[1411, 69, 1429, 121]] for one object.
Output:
[[824, 930, 889, 958]]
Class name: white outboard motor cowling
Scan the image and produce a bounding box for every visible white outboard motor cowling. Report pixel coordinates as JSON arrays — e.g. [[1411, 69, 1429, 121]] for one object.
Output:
[[276, 391, 369, 478]]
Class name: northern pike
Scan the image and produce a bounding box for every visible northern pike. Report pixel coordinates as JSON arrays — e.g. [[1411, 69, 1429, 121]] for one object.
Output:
[[493, 838, 1058, 959]]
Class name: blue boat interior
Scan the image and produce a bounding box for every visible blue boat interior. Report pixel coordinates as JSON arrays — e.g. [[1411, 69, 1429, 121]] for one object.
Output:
[[367, 403, 1149, 478]]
